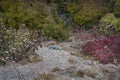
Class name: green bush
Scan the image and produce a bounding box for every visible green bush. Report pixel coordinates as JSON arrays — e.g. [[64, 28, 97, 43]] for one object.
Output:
[[100, 13, 120, 36], [114, 0, 120, 18], [0, 24, 34, 62], [67, 2, 81, 14], [1, 0, 68, 41], [108, 0, 116, 12], [74, 2, 107, 27], [1, 0, 47, 29], [43, 23, 69, 41], [1, 0, 27, 29]]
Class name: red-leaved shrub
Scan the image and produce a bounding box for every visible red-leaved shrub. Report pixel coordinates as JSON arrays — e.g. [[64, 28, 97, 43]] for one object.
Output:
[[83, 36, 120, 64]]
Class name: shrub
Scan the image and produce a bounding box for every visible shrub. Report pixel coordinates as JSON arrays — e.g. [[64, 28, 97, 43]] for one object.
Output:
[[73, 1, 107, 27], [0, 24, 34, 62], [1, 0, 27, 29], [76, 70, 85, 77], [83, 36, 120, 64], [1, 0, 47, 29], [108, 0, 116, 12], [67, 2, 81, 14], [51, 67, 62, 72], [68, 57, 77, 64], [114, 0, 120, 18], [43, 23, 69, 41], [0, 60, 6, 65], [100, 13, 120, 36]]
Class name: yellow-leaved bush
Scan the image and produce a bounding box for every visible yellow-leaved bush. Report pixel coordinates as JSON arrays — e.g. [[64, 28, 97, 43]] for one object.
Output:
[[100, 13, 120, 36], [73, 1, 107, 26], [1, 0, 47, 29]]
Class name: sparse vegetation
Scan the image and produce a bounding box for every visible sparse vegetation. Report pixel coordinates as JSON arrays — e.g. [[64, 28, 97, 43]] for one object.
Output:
[[34, 73, 54, 80], [51, 67, 62, 72], [85, 70, 97, 78], [76, 70, 85, 77], [0, 24, 33, 62], [100, 13, 120, 36], [26, 54, 43, 63], [0, 1, 119, 80], [68, 57, 77, 64]]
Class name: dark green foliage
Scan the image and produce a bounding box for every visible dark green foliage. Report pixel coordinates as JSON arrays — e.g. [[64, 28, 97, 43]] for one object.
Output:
[[1, 0, 26, 29], [114, 0, 120, 18], [0, 0, 69, 41], [0, 60, 6, 65], [73, 1, 107, 27], [108, 0, 116, 12], [1, 0, 47, 29], [43, 23, 69, 41]]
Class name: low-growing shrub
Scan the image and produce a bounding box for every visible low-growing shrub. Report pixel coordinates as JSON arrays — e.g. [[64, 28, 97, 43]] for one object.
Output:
[[76, 70, 85, 77], [51, 67, 62, 72], [26, 54, 43, 63], [68, 57, 77, 64], [1, 0, 47, 29], [114, 0, 120, 18], [73, 1, 107, 27], [85, 70, 97, 78], [100, 13, 120, 36], [0, 24, 35, 62], [83, 36, 120, 64], [43, 23, 69, 41], [0, 60, 6, 65]]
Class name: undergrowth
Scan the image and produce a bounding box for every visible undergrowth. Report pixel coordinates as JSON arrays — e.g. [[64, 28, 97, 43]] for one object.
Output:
[[83, 36, 120, 64]]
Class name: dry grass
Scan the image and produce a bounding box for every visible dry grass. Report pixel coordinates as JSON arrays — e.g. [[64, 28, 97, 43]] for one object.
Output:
[[34, 73, 54, 80], [51, 67, 62, 72], [68, 57, 77, 64], [19, 54, 43, 65], [85, 70, 97, 78], [27, 54, 43, 63], [70, 52, 77, 56]]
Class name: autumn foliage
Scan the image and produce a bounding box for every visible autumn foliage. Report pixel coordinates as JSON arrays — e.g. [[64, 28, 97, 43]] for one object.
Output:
[[83, 36, 120, 64]]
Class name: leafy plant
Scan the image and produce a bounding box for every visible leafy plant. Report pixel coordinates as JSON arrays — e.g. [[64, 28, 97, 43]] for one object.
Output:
[[114, 0, 120, 18], [76, 70, 85, 77], [100, 13, 120, 36], [83, 36, 120, 64], [0, 24, 34, 62], [0, 60, 6, 65], [43, 23, 69, 41], [74, 1, 107, 27], [1, 0, 47, 29]]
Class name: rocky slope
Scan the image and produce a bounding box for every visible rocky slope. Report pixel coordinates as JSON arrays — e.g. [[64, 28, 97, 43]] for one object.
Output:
[[0, 40, 119, 80]]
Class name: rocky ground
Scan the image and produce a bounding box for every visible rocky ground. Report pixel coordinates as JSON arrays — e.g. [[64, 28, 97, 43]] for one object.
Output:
[[0, 38, 120, 80]]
